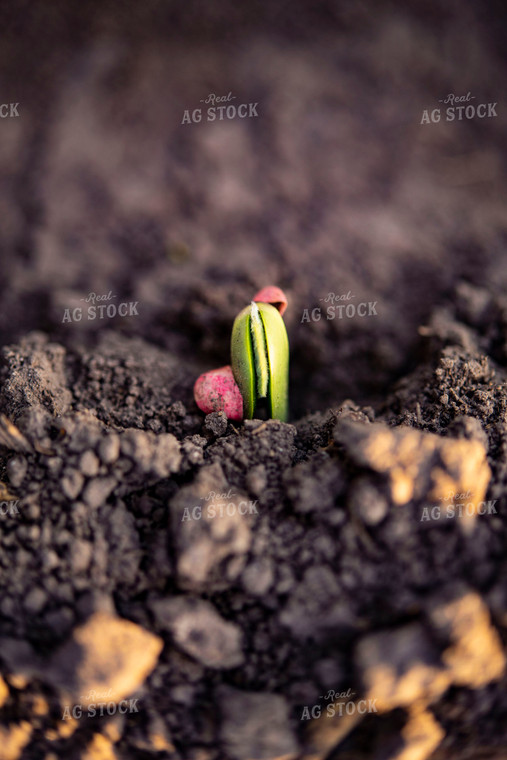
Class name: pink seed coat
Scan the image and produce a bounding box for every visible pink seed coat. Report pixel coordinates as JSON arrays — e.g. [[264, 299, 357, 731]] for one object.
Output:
[[193, 365, 243, 421], [253, 286, 288, 316]]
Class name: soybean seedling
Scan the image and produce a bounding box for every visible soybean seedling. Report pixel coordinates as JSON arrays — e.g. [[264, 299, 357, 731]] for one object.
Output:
[[194, 286, 289, 422]]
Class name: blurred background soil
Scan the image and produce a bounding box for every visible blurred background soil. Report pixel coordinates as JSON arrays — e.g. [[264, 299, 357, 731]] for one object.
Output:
[[0, 0, 506, 414], [0, 1, 507, 759]]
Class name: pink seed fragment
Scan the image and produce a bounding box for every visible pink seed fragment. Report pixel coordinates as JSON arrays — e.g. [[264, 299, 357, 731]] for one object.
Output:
[[193, 365, 243, 421], [252, 286, 288, 316]]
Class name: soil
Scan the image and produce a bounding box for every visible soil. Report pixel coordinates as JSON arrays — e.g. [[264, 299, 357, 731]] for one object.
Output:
[[1, 1, 507, 759]]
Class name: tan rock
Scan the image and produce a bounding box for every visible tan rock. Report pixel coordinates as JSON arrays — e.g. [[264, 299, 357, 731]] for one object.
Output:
[[335, 420, 491, 529], [0, 676, 9, 708], [130, 713, 176, 754], [81, 733, 120, 760], [102, 715, 126, 744], [389, 706, 445, 760], [0, 480, 18, 500], [31, 694, 49, 716], [429, 591, 505, 688], [5, 674, 29, 690], [45, 717, 79, 742], [47, 611, 163, 706], [58, 717, 80, 739], [0, 721, 32, 760], [356, 623, 452, 713]]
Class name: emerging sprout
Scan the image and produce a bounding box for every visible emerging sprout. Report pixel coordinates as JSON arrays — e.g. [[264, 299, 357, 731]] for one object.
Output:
[[194, 286, 289, 422], [231, 301, 289, 421]]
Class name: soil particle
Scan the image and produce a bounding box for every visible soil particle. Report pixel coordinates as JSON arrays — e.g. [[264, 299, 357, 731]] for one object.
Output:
[[217, 685, 299, 760], [97, 434, 120, 465], [170, 464, 252, 592], [61, 469, 85, 500], [5, 456, 27, 488], [79, 450, 100, 477], [204, 411, 228, 437], [241, 557, 275, 597], [81, 477, 116, 509], [1, 333, 72, 420], [150, 596, 244, 669]]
